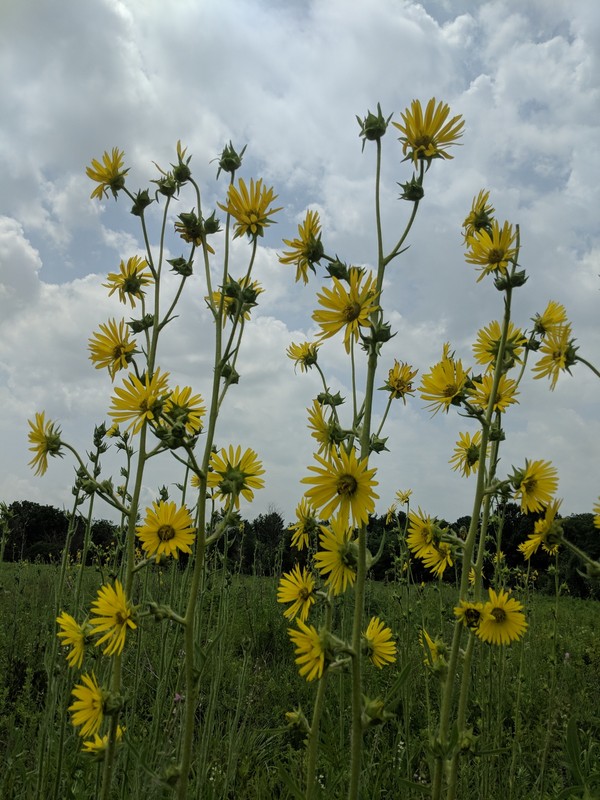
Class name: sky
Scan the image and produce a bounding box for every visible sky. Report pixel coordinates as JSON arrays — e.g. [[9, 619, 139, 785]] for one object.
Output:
[[0, 0, 599, 527]]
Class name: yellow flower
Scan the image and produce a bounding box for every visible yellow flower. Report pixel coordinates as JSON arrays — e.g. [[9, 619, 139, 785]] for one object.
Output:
[[462, 190, 495, 241], [82, 726, 124, 759], [301, 448, 379, 527], [109, 369, 170, 435], [104, 256, 153, 308], [279, 209, 324, 284], [472, 320, 526, 369], [532, 324, 577, 390], [162, 385, 206, 436], [396, 489, 412, 505], [421, 542, 454, 578], [218, 177, 282, 239], [476, 588, 527, 646], [307, 399, 340, 456], [277, 565, 316, 621], [207, 276, 263, 327], [454, 600, 484, 630], [314, 515, 357, 595], [419, 629, 443, 667], [512, 459, 558, 513], [288, 619, 326, 682], [56, 612, 90, 669], [136, 501, 196, 562], [312, 268, 380, 354], [27, 412, 63, 476], [362, 617, 396, 668], [287, 341, 321, 372], [86, 148, 128, 200], [532, 301, 568, 337], [406, 507, 437, 558], [594, 498, 600, 530], [518, 499, 563, 559], [468, 373, 519, 414], [289, 499, 319, 550], [88, 319, 137, 380], [392, 98, 464, 163], [89, 580, 137, 657], [381, 359, 418, 403], [419, 357, 469, 415], [207, 445, 265, 508], [465, 220, 517, 283], [449, 430, 482, 477], [69, 672, 105, 738]]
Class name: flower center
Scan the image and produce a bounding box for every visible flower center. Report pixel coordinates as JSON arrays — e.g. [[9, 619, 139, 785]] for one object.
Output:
[[115, 611, 129, 625], [299, 587, 310, 601], [491, 608, 507, 624], [487, 248, 505, 266], [337, 474, 358, 497], [343, 302, 362, 323], [158, 524, 176, 542]]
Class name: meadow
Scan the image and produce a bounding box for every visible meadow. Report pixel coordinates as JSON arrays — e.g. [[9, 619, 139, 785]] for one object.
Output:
[[2, 559, 599, 799]]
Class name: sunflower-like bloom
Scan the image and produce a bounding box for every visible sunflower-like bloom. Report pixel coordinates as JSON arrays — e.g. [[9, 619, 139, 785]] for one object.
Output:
[[465, 220, 517, 283], [86, 148, 129, 200], [104, 256, 153, 308], [56, 612, 90, 669], [472, 320, 526, 369], [476, 588, 528, 646], [406, 507, 437, 558], [279, 209, 324, 284], [468, 373, 519, 414], [289, 499, 319, 550], [419, 357, 469, 415], [312, 268, 380, 354], [511, 459, 558, 513], [307, 400, 341, 456], [277, 565, 316, 621], [531, 325, 577, 390], [89, 580, 137, 657], [302, 448, 379, 527], [454, 600, 484, 630], [385, 488, 413, 523], [392, 98, 464, 163], [136, 500, 196, 562], [109, 369, 170, 435], [162, 385, 206, 436], [27, 412, 63, 476], [381, 359, 418, 403], [287, 341, 320, 372], [518, 499, 563, 559], [449, 430, 482, 477], [419, 629, 444, 668], [314, 515, 357, 595], [288, 619, 326, 682], [594, 498, 600, 530], [462, 190, 495, 241], [82, 725, 124, 759], [218, 177, 282, 239], [88, 319, 137, 380], [421, 542, 454, 578], [207, 445, 265, 508], [69, 672, 105, 738], [207, 276, 264, 327], [532, 301, 568, 337], [362, 617, 397, 668]]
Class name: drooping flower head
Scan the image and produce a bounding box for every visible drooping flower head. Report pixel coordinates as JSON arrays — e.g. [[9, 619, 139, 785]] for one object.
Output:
[[218, 177, 282, 239], [476, 588, 528, 646], [288, 619, 327, 682], [465, 220, 517, 283], [279, 209, 324, 284], [69, 672, 105, 738], [207, 445, 265, 508], [462, 189, 495, 241], [532, 324, 577, 390], [104, 256, 153, 308], [419, 357, 469, 415], [277, 565, 316, 621], [362, 617, 397, 668], [289, 499, 319, 550], [109, 369, 170, 435], [27, 412, 63, 476], [518, 499, 563, 560], [312, 268, 380, 354], [393, 98, 464, 164], [136, 500, 196, 562], [314, 515, 357, 595], [381, 359, 418, 403], [56, 612, 90, 669], [88, 319, 137, 380], [86, 148, 129, 200], [511, 459, 558, 513], [82, 725, 125, 760], [89, 580, 137, 657], [287, 341, 321, 373]]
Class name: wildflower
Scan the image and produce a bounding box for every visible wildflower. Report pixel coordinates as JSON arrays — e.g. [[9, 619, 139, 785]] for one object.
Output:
[[449, 430, 482, 477], [82, 726, 124, 759], [421, 542, 454, 578], [519, 499, 563, 559], [419, 629, 444, 668], [511, 459, 558, 513], [307, 399, 340, 455], [56, 612, 90, 669], [207, 445, 265, 508], [472, 320, 526, 369], [419, 357, 469, 415], [69, 672, 105, 738], [86, 148, 128, 200], [462, 190, 495, 241], [302, 448, 378, 527], [279, 209, 324, 284], [392, 98, 464, 163], [381, 360, 418, 403], [532, 301, 568, 337], [594, 498, 600, 530], [218, 177, 282, 239], [314, 515, 357, 595], [109, 369, 170, 435], [207, 276, 263, 326], [396, 489, 412, 505], [287, 341, 320, 372], [89, 580, 137, 657], [312, 268, 380, 354], [88, 319, 137, 380], [468, 373, 519, 414], [454, 600, 484, 630], [162, 386, 206, 436], [532, 325, 577, 390], [277, 565, 316, 622], [362, 617, 397, 668], [136, 501, 196, 562], [104, 256, 153, 308], [406, 508, 437, 559], [288, 619, 326, 682], [465, 220, 517, 283], [27, 412, 63, 476], [289, 499, 319, 549], [476, 588, 528, 645]]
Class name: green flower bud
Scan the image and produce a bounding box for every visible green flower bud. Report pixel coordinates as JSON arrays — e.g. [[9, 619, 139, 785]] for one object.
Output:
[[398, 176, 425, 201], [356, 103, 392, 150], [127, 314, 154, 333], [130, 189, 154, 217], [216, 141, 247, 179], [326, 258, 350, 281], [494, 269, 528, 291], [167, 257, 193, 277]]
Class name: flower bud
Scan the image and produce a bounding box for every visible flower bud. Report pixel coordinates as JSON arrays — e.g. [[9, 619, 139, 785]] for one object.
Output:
[[167, 257, 193, 277], [356, 103, 392, 150], [127, 314, 154, 334], [398, 176, 425, 202], [216, 141, 247, 178], [130, 189, 154, 217]]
